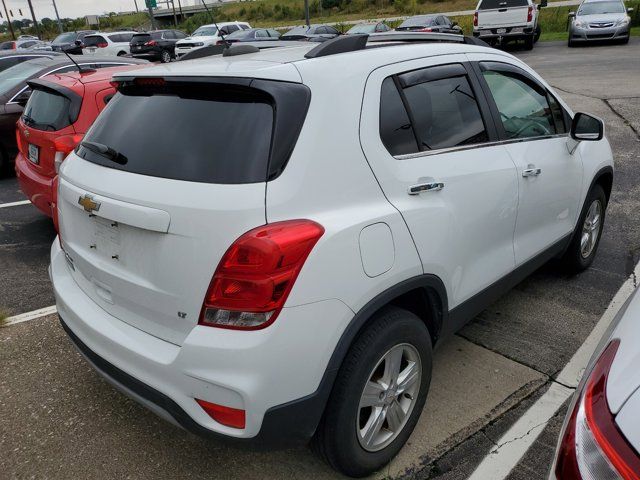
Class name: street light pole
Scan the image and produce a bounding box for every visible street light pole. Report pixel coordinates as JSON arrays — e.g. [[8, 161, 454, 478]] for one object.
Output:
[[52, 0, 63, 33], [170, 0, 178, 27], [1, 0, 15, 40], [26, 0, 41, 38], [304, 0, 310, 27], [146, 1, 157, 30]]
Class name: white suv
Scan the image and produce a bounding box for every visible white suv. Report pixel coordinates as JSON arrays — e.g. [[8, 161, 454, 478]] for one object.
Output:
[[51, 33, 613, 477], [82, 31, 136, 56], [175, 21, 250, 58]]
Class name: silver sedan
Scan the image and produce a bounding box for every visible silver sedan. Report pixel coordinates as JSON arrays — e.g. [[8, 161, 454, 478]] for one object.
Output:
[[568, 0, 633, 46]]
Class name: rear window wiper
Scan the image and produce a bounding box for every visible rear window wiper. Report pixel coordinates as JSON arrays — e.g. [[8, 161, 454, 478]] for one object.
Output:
[[80, 141, 128, 165]]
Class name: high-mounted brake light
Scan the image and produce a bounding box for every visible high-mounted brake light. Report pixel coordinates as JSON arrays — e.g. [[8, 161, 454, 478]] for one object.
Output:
[[555, 339, 640, 480], [199, 219, 324, 330], [53, 134, 84, 173], [527, 5, 534, 22], [473, 11, 479, 27], [195, 399, 245, 429], [134, 77, 166, 87]]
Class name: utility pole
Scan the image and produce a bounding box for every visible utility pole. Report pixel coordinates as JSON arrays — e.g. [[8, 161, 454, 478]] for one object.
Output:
[[170, 0, 177, 27], [304, 0, 310, 26], [134, 0, 139, 12], [52, 0, 63, 34], [26, 0, 40, 38], [177, 0, 183, 18], [1, 0, 15, 40]]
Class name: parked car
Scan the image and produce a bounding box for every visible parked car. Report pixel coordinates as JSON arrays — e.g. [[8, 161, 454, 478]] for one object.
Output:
[[396, 15, 463, 34], [473, 0, 546, 49], [82, 32, 137, 56], [0, 39, 49, 51], [568, 0, 633, 46], [51, 30, 97, 54], [281, 24, 341, 41], [51, 34, 612, 477], [0, 55, 148, 174], [15, 64, 148, 227], [552, 285, 640, 478], [346, 22, 392, 34], [222, 28, 281, 44], [130, 29, 188, 63], [0, 51, 61, 73], [175, 22, 251, 58]]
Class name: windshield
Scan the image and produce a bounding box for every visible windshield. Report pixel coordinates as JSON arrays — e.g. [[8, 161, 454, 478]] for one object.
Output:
[[192, 26, 218, 36], [399, 16, 437, 27], [0, 61, 43, 97], [53, 32, 77, 44], [348, 24, 377, 33], [578, 1, 625, 14]]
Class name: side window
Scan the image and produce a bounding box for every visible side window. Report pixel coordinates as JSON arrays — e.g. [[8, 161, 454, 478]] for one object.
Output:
[[402, 71, 489, 150], [548, 93, 567, 134], [174, 31, 187, 39], [256, 29, 269, 38], [163, 31, 175, 40], [379, 78, 419, 155], [326, 26, 339, 34], [482, 69, 557, 139], [268, 29, 280, 37], [227, 25, 240, 33]]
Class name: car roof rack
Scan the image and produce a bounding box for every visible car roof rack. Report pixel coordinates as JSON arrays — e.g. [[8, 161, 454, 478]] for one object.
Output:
[[304, 32, 489, 58]]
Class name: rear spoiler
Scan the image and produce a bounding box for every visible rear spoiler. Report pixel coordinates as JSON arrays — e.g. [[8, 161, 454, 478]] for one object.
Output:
[[26, 78, 83, 122]]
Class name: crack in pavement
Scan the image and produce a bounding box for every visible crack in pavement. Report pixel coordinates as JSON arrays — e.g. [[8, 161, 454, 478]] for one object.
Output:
[[485, 419, 552, 455]]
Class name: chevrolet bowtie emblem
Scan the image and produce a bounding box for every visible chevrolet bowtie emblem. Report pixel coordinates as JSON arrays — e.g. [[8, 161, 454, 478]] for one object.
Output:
[[78, 194, 101, 213]]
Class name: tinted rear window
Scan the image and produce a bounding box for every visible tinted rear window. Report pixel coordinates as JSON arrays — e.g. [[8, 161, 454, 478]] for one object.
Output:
[[22, 89, 72, 131], [131, 34, 151, 43], [399, 16, 437, 27], [479, 0, 528, 8], [84, 36, 107, 47], [77, 83, 274, 184]]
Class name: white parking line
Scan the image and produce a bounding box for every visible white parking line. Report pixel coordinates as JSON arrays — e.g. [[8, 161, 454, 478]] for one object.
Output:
[[0, 200, 30, 209], [2, 305, 57, 327], [468, 263, 640, 480]]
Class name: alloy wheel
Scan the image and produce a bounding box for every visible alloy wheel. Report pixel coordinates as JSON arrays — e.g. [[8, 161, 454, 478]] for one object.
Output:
[[580, 199, 602, 258]]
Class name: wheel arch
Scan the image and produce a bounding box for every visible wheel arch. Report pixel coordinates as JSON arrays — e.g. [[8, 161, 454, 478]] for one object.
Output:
[[592, 166, 613, 202]]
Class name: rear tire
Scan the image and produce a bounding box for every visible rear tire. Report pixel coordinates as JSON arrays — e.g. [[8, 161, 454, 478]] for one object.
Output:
[[117, 51, 126, 56], [160, 49, 171, 63], [524, 34, 535, 50], [534, 25, 541, 43], [312, 306, 432, 477], [562, 184, 607, 272]]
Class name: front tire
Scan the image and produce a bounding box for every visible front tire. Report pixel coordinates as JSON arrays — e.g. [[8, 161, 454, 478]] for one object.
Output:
[[160, 49, 171, 63], [312, 306, 432, 477], [562, 184, 607, 272]]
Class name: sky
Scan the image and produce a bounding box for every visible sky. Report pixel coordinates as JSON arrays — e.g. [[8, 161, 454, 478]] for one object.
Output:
[[6, 0, 147, 21]]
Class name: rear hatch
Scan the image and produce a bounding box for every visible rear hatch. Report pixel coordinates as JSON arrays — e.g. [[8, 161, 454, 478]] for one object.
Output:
[[82, 35, 108, 56], [18, 79, 83, 177], [130, 33, 154, 53], [477, 0, 531, 27], [57, 77, 309, 345]]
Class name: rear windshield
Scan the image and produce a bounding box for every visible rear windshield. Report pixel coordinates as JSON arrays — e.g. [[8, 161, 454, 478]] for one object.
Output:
[[84, 36, 107, 47], [53, 32, 77, 44], [22, 89, 72, 131], [131, 33, 151, 43], [399, 16, 437, 27], [284, 26, 309, 36], [77, 83, 274, 184], [478, 0, 528, 9]]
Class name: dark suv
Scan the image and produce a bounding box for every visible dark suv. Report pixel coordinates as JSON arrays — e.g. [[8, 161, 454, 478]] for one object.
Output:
[[51, 31, 97, 54], [130, 30, 187, 63]]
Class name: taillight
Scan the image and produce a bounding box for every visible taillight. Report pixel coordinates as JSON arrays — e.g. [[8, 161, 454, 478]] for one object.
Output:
[[418, 27, 433, 32], [15, 126, 24, 154], [527, 5, 533, 22], [196, 398, 245, 429], [53, 134, 83, 173], [144, 40, 157, 46], [51, 175, 60, 233], [97, 42, 108, 48], [199, 219, 324, 330], [555, 339, 640, 479], [473, 11, 479, 27]]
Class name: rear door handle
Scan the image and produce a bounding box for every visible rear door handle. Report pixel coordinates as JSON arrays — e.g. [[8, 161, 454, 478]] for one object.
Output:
[[408, 182, 445, 195], [522, 167, 542, 177]]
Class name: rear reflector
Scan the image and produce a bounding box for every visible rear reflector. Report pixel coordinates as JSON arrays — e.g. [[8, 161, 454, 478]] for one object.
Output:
[[199, 219, 324, 330], [195, 398, 245, 429], [473, 11, 479, 27]]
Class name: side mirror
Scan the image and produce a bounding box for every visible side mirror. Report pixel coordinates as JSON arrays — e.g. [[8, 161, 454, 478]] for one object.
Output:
[[571, 112, 604, 141], [74, 40, 82, 46], [628, 7, 634, 13], [539, 0, 548, 7], [568, 11, 576, 18], [452, 21, 459, 26], [15, 89, 31, 107]]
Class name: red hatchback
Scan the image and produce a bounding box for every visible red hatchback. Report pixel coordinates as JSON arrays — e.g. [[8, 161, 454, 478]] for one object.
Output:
[[15, 65, 147, 226]]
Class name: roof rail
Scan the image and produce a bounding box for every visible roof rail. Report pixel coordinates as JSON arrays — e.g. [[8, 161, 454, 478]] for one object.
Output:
[[305, 34, 369, 59]]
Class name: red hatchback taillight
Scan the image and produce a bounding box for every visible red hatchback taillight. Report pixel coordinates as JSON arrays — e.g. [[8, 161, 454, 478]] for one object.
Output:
[[53, 134, 83, 173], [474, 11, 479, 27], [527, 5, 534, 22], [555, 339, 640, 479], [199, 219, 324, 330]]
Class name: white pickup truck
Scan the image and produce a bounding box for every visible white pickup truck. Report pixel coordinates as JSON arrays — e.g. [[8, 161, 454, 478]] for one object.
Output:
[[473, 0, 547, 49]]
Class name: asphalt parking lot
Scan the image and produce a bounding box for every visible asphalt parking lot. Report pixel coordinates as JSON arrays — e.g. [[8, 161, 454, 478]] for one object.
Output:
[[1, 39, 640, 479]]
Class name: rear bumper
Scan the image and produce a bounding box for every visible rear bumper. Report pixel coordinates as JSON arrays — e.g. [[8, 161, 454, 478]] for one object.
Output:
[[473, 25, 534, 40], [51, 240, 354, 448], [130, 49, 161, 60], [14, 152, 54, 217], [175, 45, 206, 57]]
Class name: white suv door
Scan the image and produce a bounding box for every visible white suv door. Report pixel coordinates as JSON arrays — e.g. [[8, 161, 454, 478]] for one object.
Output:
[[360, 55, 518, 309], [472, 58, 582, 265]]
